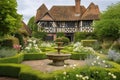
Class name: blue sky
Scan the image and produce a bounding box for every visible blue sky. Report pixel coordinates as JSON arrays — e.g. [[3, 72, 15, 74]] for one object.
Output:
[[16, 0, 120, 24]]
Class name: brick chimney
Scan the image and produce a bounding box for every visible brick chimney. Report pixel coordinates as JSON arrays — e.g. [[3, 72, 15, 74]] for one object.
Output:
[[75, 0, 81, 14]]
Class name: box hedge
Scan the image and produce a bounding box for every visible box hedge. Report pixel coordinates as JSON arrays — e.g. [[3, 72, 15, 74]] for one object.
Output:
[[0, 64, 21, 78], [0, 53, 24, 63], [24, 53, 47, 60]]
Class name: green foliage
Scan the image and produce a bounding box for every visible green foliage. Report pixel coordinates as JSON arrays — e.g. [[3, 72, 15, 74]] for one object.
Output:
[[101, 2, 120, 19], [94, 20, 120, 40], [0, 36, 19, 48], [24, 53, 47, 60], [33, 31, 47, 40], [94, 2, 120, 41], [0, 64, 21, 77], [27, 16, 37, 31], [81, 39, 97, 47], [15, 33, 24, 47], [55, 37, 70, 45], [111, 40, 120, 52], [0, 48, 17, 58], [0, 53, 24, 63], [74, 32, 96, 42], [56, 32, 65, 37], [0, 0, 22, 36], [70, 53, 88, 60]]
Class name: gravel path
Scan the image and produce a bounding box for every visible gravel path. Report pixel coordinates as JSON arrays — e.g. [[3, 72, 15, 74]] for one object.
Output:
[[22, 59, 86, 73]]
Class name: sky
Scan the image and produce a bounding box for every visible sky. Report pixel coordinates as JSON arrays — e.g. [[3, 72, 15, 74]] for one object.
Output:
[[16, 0, 120, 24]]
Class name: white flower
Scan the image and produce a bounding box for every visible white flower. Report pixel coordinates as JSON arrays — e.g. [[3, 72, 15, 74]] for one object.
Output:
[[73, 64, 77, 67], [76, 74, 79, 77], [102, 60, 106, 63], [69, 65, 73, 67], [98, 62, 101, 65], [25, 47, 30, 50], [34, 44, 38, 47], [91, 63, 94, 66], [94, 61, 96, 63], [108, 72, 111, 75], [96, 56, 100, 60], [33, 40, 36, 44], [112, 75, 117, 79], [105, 65, 108, 68], [64, 65, 67, 68], [28, 39, 32, 42], [84, 76, 89, 79], [82, 77, 85, 80], [29, 43, 32, 47], [79, 75, 83, 78], [63, 71, 67, 75]]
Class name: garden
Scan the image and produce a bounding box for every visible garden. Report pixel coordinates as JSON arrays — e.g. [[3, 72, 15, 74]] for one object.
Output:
[[0, 0, 120, 80]]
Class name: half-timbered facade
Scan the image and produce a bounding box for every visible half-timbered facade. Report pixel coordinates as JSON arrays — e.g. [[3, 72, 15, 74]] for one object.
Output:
[[35, 0, 100, 41]]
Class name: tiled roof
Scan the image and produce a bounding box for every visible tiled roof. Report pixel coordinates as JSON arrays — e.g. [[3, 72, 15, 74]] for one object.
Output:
[[49, 6, 86, 21], [35, 4, 48, 22], [35, 2, 100, 22], [81, 2, 100, 20], [21, 21, 32, 36]]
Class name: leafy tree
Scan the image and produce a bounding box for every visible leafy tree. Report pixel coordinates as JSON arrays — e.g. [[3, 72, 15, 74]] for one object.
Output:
[[27, 16, 37, 31], [94, 2, 120, 41], [0, 0, 22, 36]]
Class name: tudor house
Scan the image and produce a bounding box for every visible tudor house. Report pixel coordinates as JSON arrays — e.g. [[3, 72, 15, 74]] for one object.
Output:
[[35, 0, 100, 41]]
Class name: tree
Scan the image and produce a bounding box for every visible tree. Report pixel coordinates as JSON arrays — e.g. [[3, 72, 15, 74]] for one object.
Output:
[[94, 2, 120, 41], [27, 16, 37, 32], [0, 0, 22, 36]]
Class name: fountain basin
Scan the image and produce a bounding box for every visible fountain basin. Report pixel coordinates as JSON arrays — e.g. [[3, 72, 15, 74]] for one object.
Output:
[[46, 54, 71, 66]]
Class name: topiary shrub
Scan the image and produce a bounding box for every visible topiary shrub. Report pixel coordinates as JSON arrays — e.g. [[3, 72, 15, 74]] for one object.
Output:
[[56, 32, 65, 37], [55, 37, 70, 45]]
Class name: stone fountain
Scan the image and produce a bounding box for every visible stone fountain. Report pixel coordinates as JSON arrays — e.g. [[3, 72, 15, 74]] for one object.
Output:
[[46, 42, 71, 66]]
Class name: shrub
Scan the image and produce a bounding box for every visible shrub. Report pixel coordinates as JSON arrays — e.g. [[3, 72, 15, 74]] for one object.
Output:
[[74, 32, 96, 42], [55, 37, 70, 45], [24, 53, 47, 60], [33, 31, 47, 40], [0, 53, 24, 63], [15, 33, 24, 47], [0, 64, 21, 78], [0, 48, 18, 58], [81, 40, 97, 46], [70, 53, 88, 60], [56, 32, 65, 37], [1, 36, 19, 48]]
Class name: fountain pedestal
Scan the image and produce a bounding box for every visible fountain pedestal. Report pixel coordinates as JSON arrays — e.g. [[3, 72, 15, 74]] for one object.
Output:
[[46, 54, 71, 66], [46, 42, 71, 66]]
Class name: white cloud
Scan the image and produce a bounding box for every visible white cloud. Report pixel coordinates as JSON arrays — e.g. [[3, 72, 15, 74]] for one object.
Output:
[[17, 0, 120, 24]]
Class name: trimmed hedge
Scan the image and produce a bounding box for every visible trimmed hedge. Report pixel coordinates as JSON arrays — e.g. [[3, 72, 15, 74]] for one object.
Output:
[[24, 53, 47, 60], [0, 64, 21, 78], [81, 39, 98, 47], [0, 59, 120, 80], [70, 53, 88, 60], [0, 53, 24, 63], [0, 51, 120, 80]]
